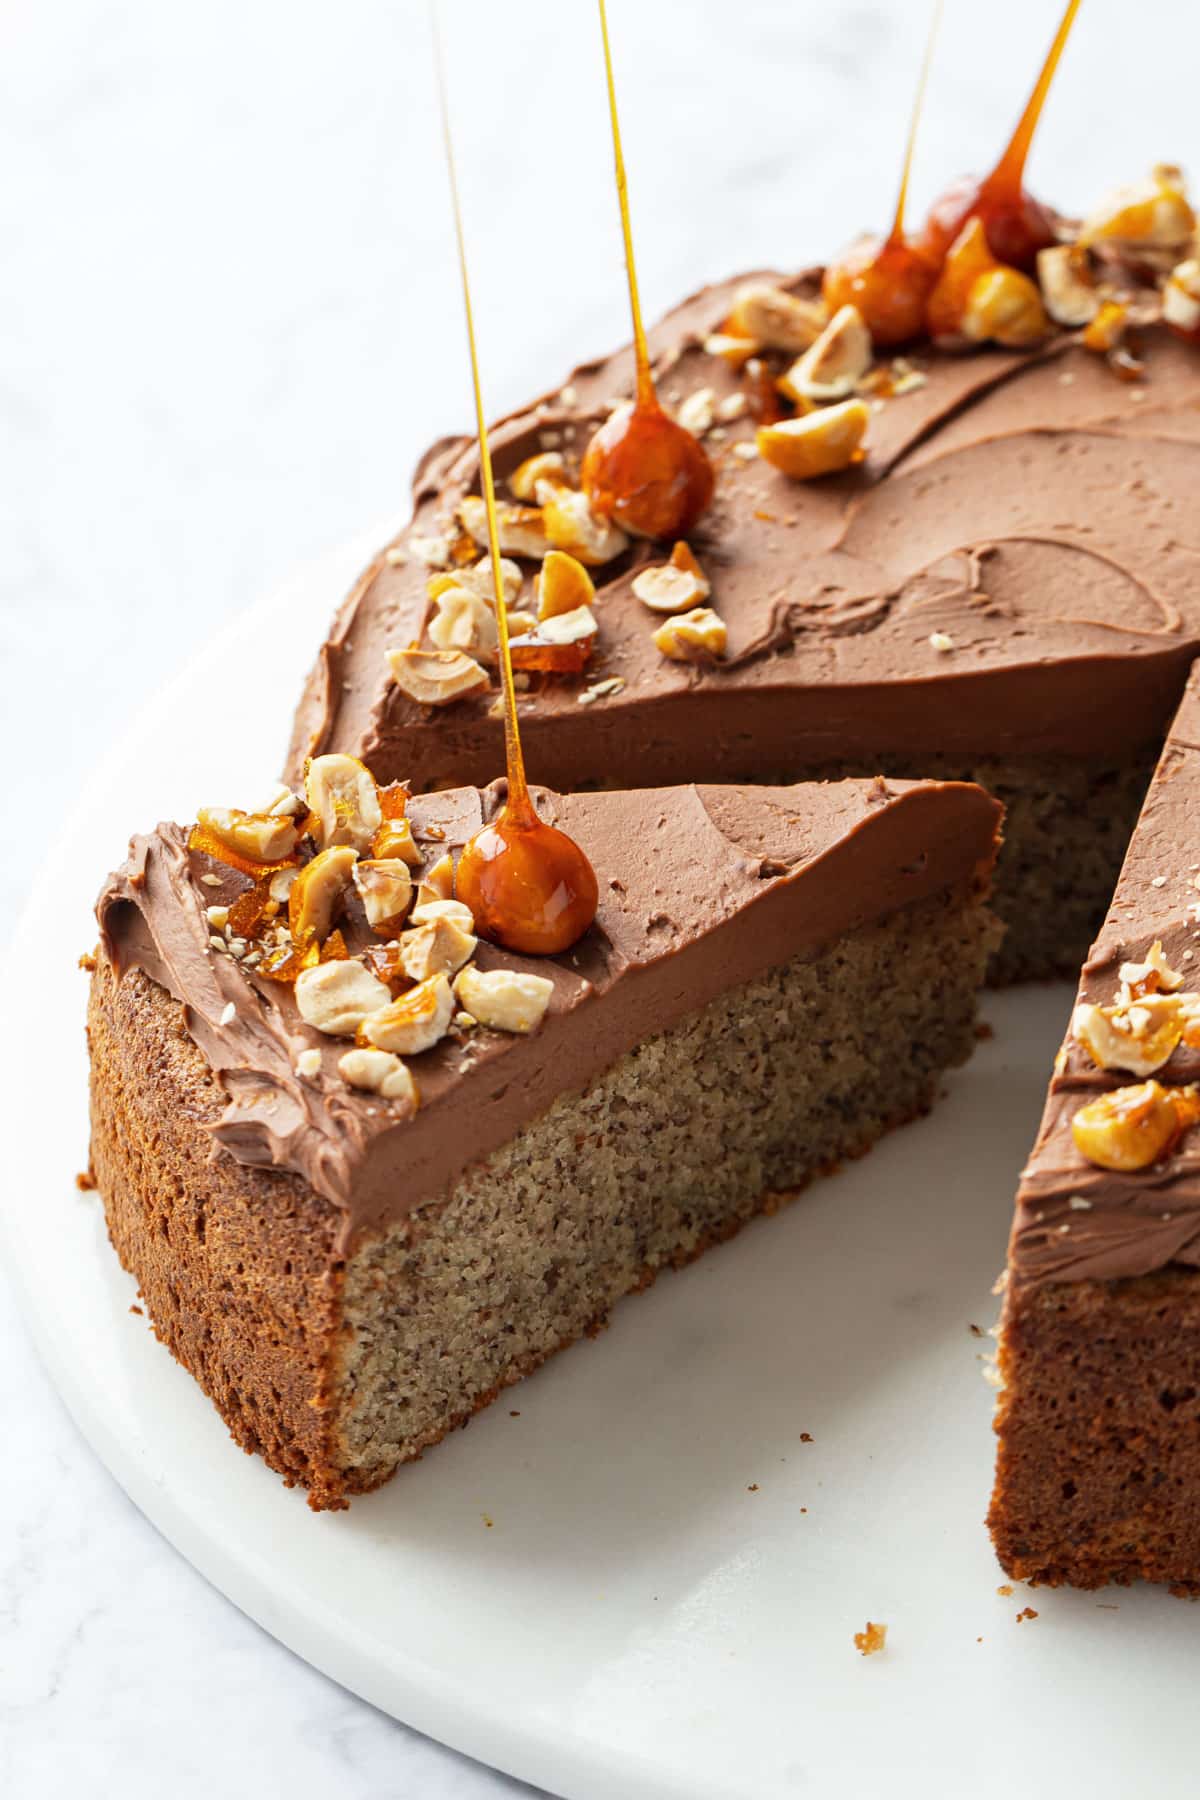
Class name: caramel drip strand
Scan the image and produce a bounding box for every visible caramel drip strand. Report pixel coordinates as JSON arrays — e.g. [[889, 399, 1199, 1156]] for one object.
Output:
[[430, 1, 532, 825], [889, 0, 944, 245], [597, 0, 655, 412], [990, 0, 1082, 194]]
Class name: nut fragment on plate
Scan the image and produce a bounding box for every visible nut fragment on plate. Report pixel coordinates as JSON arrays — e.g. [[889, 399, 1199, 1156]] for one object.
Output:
[[457, 496, 549, 559], [399, 915, 476, 982], [294, 960, 391, 1037], [454, 965, 554, 1034], [510, 451, 568, 502], [1072, 1079, 1200, 1172], [726, 282, 826, 352], [1078, 164, 1196, 253], [541, 487, 629, 566], [1036, 244, 1101, 327], [361, 972, 455, 1055], [428, 585, 499, 661], [289, 845, 358, 950], [632, 541, 711, 613], [305, 753, 382, 853], [387, 646, 490, 706], [536, 550, 595, 621], [779, 304, 872, 401], [194, 806, 299, 867], [352, 858, 414, 933], [1164, 259, 1200, 338], [337, 1047, 418, 1106], [756, 398, 869, 480], [652, 606, 728, 663], [1074, 994, 1185, 1077]]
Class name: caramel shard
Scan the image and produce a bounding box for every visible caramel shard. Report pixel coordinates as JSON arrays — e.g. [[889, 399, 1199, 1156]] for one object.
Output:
[[1071, 1079, 1200, 1172], [352, 858, 414, 934], [510, 605, 598, 673], [537, 550, 596, 621], [193, 807, 299, 869], [386, 646, 490, 707], [510, 451, 568, 502], [756, 398, 869, 480], [457, 496, 549, 559], [294, 960, 391, 1037], [399, 916, 477, 982], [853, 1621, 887, 1656], [652, 606, 728, 663], [1036, 244, 1101, 326], [289, 846, 358, 951], [780, 304, 872, 402], [727, 282, 827, 352], [1079, 164, 1196, 253], [361, 972, 455, 1055], [455, 965, 554, 1034], [304, 753, 382, 853], [542, 487, 629, 566], [337, 1046, 419, 1107]]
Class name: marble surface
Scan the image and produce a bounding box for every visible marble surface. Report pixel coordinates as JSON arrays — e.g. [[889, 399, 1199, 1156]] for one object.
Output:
[[1, 0, 1195, 1793]]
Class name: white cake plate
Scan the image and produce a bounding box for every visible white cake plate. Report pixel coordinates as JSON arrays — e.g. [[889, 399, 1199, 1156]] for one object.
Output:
[[3, 534, 1195, 1800]]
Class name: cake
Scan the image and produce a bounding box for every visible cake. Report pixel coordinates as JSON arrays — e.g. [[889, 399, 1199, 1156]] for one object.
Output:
[[989, 661, 1200, 1592], [288, 212, 1200, 982], [90, 766, 1000, 1507]]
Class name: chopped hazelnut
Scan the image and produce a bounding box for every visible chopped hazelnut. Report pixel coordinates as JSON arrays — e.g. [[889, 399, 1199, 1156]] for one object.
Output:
[[361, 973, 455, 1055], [194, 806, 299, 867], [780, 304, 873, 402], [652, 606, 728, 663], [1036, 244, 1101, 327], [632, 552, 710, 614], [289, 845, 358, 950], [541, 487, 629, 566], [454, 965, 554, 1034], [457, 496, 549, 559], [428, 585, 499, 662], [337, 1046, 419, 1106], [399, 916, 476, 982], [1082, 299, 1130, 354], [1074, 995, 1185, 1077], [703, 332, 761, 367], [416, 851, 455, 906], [1164, 258, 1200, 336], [536, 550, 596, 621], [676, 387, 717, 435], [510, 451, 568, 502], [410, 896, 476, 931], [726, 282, 826, 352], [756, 398, 869, 480], [305, 753, 382, 853], [386, 647, 490, 707], [1120, 939, 1186, 995], [294, 960, 391, 1037], [1079, 164, 1196, 253], [352, 858, 415, 934], [1072, 1079, 1200, 1172], [961, 268, 1048, 348]]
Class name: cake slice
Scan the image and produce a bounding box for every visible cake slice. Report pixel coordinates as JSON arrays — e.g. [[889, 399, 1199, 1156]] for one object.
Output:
[[287, 260, 1200, 981], [990, 662, 1200, 1591], [90, 768, 1000, 1508]]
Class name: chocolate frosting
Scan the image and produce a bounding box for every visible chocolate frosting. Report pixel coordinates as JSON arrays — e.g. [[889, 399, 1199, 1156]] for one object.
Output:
[[97, 775, 1000, 1251], [286, 268, 1200, 793], [1008, 662, 1200, 1289]]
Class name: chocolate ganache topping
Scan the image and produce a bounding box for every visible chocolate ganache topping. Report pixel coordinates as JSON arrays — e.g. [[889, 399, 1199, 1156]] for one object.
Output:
[[1009, 663, 1200, 1288], [287, 267, 1200, 794], [98, 776, 1000, 1250]]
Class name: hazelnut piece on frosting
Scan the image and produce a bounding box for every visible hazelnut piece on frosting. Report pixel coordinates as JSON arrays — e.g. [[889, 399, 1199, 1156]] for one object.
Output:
[[399, 916, 477, 982], [652, 607, 728, 663], [510, 451, 569, 503], [726, 282, 827, 352], [457, 496, 549, 559], [387, 647, 490, 707], [352, 858, 415, 934], [305, 753, 382, 854], [1078, 164, 1196, 254], [536, 550, 596, 621], [337, 1047, 419, 1107], [361, 973, 455, 1056], [756, 399, 869, 481], [289, 845, 358, 951], [632, 541, 712, 614], [455, 966, 554, 1034], [194, 806, 299, 868], [1036, 245, 1101, 327], [779, 304, 872, 402], [294, 961, 391, 1037], [541, 487, 629, 566]]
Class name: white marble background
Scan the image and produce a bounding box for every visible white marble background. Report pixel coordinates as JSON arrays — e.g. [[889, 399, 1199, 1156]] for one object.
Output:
[[1, 1, 1194, 1793]]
